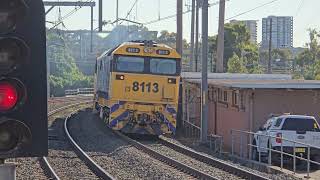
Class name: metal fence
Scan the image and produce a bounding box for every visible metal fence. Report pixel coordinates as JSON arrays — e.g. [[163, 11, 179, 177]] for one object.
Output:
[[231, 129, 320, 178], [183, 120, 223, 154], [65, 88, 94, 96]]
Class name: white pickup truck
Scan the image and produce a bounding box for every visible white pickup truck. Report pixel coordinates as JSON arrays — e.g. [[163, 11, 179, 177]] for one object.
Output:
[[252, 115, 320, 165]]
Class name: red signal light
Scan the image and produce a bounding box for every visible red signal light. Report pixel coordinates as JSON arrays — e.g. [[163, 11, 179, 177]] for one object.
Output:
[[0, 81, 18, 111]]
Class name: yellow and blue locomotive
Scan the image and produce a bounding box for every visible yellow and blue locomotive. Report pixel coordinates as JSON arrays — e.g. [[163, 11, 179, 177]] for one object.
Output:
[[94, 40, 181, 135]]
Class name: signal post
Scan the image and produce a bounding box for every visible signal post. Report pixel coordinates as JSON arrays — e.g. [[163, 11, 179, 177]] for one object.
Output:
[[0, 0, 47, 179]]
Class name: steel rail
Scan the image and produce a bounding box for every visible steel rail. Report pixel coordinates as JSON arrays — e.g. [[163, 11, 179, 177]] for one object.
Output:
[[114, 131, 218, 180], [41, 100, 92, 180], [158, 136, 270, 180], [64, 110, 115, 180]]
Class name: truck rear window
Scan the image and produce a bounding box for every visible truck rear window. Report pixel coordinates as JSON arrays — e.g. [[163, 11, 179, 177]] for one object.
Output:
[[281, 118, 320, 132]]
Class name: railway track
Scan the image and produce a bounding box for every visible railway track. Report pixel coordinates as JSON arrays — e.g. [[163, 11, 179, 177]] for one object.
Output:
[[67, 109, 196, 179], [157, 136, 270, 180], [64, 109, 115, 180], [42, 100, 115, 180], [115, 132, 270, 180]]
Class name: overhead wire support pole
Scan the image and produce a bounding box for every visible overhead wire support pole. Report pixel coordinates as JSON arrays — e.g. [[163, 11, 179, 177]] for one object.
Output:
[[45, 6, 55, 15], [216, 0, 225, 73], [43, 1, 96, 52], [201, 0, 208, 143], [99, 0, 103, 32], [190, 0, 196, 71], [195, 0, 200, 72], [116, 0, 119, 26], [90, 5, 93, 52], [176, 0, 183, 55], [268, 18, 273, 74]]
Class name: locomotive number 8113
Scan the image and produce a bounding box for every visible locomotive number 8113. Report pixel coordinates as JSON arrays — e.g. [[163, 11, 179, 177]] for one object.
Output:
[[94, 40, 181, 135]]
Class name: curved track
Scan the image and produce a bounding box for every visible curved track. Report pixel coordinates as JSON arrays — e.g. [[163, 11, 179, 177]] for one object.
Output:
[[64, 111, 115, 180], [42, 100, 115, 180], [41, 98, 269, 180]]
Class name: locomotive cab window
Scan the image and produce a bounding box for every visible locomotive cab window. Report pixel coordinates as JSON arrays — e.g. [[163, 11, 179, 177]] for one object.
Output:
[[115, 56, 144, 73], [150, 58, 177, 75]]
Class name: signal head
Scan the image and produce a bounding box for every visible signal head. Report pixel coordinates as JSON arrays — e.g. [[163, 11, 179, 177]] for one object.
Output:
[[0, 118, 31, 153], [0, 37, 29, 75], [0, 0, 28, 33]]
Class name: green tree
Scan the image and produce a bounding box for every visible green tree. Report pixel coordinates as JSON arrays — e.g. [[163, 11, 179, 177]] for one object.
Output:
[[209, 22, 259, 73], [307, 29, 320, 64], [47, 32, 93, 96], [227, 53, 248, 73], [224, 22, 251, 60], [294, 28, 320, 79], [295, 50, 313, 74], [272, 48, 292, 60], [241, 43, 259, 73]]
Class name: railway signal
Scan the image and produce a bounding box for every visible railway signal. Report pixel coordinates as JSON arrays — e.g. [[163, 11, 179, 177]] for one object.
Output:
[[0, 0, 47, 158]]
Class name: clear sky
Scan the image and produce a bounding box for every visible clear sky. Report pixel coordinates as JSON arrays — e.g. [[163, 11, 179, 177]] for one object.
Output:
[[45, 0, 320, 47]]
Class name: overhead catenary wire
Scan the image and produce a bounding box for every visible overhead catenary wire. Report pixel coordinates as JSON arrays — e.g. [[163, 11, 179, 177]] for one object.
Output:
[[225, 0, 280, 21], [143, 0, 224, 26], [119, 0, 139, 25], [50, 0, 94, 30]]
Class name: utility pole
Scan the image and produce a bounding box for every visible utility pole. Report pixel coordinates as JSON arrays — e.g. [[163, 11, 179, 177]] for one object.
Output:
[[268, 18, 273, 74], [47, 46, 50, 98], [98, 0, 102, 32], [176, 0, 183, 55], [189, 0, 196, 71], [90, 5, 93, 52], [195, 0, 200, 72], [116, 0, 119, 26], [201, 0, 208, 143], [216, 0, 225, 73], [80, 33, 82, 60]]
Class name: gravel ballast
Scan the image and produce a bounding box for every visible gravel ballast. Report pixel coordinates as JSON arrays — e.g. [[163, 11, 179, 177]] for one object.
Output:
[[10, 97, 92, 180], [165, 137, 303, 180], [144, 141, 244, 180], [68, 109, 194, 180]]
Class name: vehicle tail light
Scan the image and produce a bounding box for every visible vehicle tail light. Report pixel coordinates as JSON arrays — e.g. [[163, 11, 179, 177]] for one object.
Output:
[[276, 133, 282, 143]]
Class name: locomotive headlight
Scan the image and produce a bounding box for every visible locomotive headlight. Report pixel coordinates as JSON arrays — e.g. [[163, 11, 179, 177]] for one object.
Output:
[[144, 47, 154, 54], [168, 78, 176, 84], [0, 37, 29, 75], [0, 0, 28, 33], [116, 74, 125, 80]]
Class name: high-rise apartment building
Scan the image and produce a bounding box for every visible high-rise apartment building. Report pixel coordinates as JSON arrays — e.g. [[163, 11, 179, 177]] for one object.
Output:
[[230, 20, 258, 44], [262, 16, 293, 49]]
